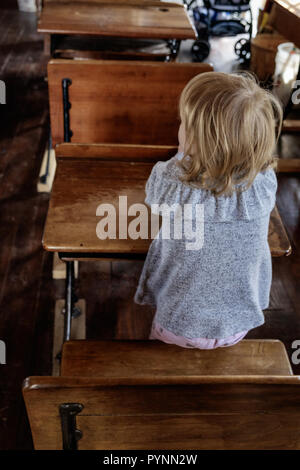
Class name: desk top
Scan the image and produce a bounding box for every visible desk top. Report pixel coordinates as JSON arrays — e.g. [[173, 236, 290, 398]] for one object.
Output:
[[38, 1, 196, 40], [43, 158, 291, 257]]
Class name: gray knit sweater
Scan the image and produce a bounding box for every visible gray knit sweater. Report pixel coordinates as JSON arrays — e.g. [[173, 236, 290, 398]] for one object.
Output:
[[134, 152, 277, 339]]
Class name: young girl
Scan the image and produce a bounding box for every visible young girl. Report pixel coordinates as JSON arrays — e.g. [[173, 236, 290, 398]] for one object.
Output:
[[134, 71, 282, 349]]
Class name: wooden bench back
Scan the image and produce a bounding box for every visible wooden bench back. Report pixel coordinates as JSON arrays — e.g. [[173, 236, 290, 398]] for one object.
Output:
[[23, 375, 300, 450], [48, 60, 213, 146]]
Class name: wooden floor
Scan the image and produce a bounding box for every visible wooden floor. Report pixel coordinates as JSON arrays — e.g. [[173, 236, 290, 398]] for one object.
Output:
[[0, 7, 300, 450]]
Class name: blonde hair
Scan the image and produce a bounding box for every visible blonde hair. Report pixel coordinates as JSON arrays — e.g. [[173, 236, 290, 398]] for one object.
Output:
[[178, 71, 283, 196]]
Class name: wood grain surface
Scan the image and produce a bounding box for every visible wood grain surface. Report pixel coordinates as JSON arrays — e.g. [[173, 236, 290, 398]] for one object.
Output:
[[43, 157, 291, 256], [47, 60, 213, 146], [38, 1, 196, 40]]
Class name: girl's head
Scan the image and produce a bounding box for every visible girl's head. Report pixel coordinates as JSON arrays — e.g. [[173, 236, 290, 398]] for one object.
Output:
[[178, 71, 282, 196]]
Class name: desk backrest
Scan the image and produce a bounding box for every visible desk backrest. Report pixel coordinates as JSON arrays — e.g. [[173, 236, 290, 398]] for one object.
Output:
[[48, 60, 213, 146], [23, 375, 300, 450]]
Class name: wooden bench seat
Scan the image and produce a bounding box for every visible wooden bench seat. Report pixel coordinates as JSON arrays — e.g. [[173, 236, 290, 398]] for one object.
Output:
[[23, 338, 300, 450], [61, 339, 293, 377]]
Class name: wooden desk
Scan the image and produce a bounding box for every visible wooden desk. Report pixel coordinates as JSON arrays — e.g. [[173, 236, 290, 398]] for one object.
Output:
[[43, 150, 292, 258], [60, 339, 293, 377], [45, 60, 214, 343], [269, 0, 300, 49], [24, 340, 300, 450], [268, 0, 300, 171], [38, 1, 196, 59]]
